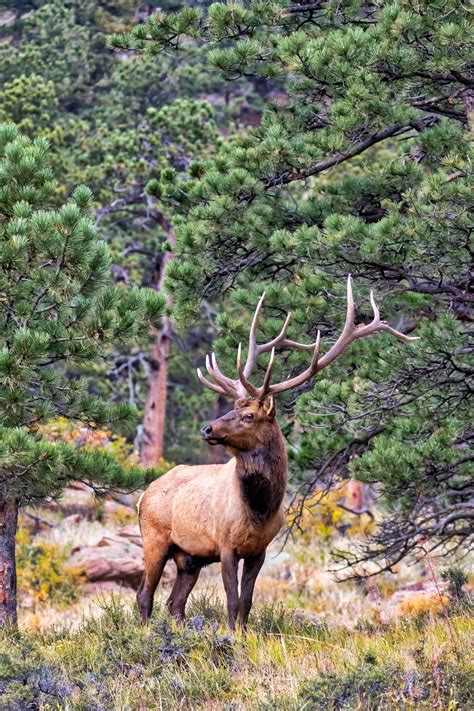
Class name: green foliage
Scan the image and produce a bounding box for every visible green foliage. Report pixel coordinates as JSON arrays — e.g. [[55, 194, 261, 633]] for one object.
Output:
[[0, 1, 258, 462], [441, 567, 469, 604], [117, 0, 473, 567], [0, 124, 164, 502], [1, 1, 471, 569]]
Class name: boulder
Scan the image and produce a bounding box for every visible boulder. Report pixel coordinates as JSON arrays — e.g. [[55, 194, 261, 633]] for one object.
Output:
[[66, 538, 173, 588], [103, 499, 135, 520], [82, 556, 144, 588], [117, 524, 142, 547]]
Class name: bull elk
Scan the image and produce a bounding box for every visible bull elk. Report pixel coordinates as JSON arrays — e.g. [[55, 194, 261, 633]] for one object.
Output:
[[138, 277, 418, 628]]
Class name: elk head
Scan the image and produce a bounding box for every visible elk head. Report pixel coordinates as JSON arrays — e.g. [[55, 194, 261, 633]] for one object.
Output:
[[201, 395, 277, 451], [198, 276, 419, 450]]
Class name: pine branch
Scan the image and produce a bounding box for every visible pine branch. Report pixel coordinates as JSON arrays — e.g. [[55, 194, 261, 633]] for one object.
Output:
[[264, 117, 438, 189]]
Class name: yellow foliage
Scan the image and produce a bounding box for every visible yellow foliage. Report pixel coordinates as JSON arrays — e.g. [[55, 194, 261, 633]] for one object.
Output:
[[38, 418, 174, 476], [292, 482, 376, 544], [16, 527, 85, 606], [396, 593, 449, 619], [38, 417, 139, 468]]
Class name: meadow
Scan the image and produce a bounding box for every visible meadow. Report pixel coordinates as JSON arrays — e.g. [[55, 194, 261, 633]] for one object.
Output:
[[1, 496, 472, 710]]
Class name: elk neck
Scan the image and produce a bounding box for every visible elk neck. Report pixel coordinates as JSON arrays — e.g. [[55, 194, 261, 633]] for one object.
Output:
[[233, 424, 288, 524]]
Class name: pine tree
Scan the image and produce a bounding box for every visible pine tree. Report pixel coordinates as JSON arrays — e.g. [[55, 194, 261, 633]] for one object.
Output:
[[0, 125, 163, 627], [0, 1, 260, 465], [116, 1, 473, 571]]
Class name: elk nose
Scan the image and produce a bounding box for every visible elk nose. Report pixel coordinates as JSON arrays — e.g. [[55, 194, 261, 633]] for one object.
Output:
[[201, 424, 213, 439]]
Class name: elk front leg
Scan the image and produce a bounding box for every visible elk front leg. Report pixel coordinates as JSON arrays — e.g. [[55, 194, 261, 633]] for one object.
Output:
[[221, 550, 239, 630], [238, 550, 265, 628]]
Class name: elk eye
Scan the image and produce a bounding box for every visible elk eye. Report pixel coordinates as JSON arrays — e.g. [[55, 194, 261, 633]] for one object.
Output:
[[242, 413, 254, 422]]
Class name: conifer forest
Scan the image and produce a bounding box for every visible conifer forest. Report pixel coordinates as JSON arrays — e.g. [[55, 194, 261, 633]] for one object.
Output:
[[0, 2, 472, 709]]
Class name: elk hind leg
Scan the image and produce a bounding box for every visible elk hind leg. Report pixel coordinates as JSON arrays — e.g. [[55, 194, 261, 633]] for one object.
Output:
[[137, 541, 169, 623], [168, 568, 201, 622], [167, 553, 201, 622], [238, 551, 265, 628]]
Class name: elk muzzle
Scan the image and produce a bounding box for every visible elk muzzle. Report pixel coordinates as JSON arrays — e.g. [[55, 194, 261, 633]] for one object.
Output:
[[201, 423, 222, 445]]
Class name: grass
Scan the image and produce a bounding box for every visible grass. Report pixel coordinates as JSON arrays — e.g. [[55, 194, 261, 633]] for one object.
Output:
[[8, 503, 473, 709], [1, 592, 472, 710]]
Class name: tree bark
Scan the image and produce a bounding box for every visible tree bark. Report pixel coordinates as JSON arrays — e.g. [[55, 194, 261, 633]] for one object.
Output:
[[345, 480, 364, 513], [463, 88, 473, 133], [140, 317, 171, 466], [0, 498, 18, 629], [140, 217, 175, 467]]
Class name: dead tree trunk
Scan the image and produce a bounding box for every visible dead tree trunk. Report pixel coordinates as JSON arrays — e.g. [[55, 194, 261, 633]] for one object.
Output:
[[0, 498, 18, 628], [140, 218, 174, 467], [464, 88, 473, 133], [140, 315, 171, 467]]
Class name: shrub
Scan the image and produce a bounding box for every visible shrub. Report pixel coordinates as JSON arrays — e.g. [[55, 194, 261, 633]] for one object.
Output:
[[16, 528, 85, 606], [441, 567, 469, 603]]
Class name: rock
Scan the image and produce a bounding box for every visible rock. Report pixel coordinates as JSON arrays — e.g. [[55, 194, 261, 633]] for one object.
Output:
[[84, 556, 144, 588], [66, 540, 174, 588], [59, 485, 96, 515], [21, 511, 54, 534], [117, 524, 142, 547], [113, 493, 135, 508], [68, 481, 93, 492], [97, 532, 142, 549], [103, 499, 135, 520], [67, 542, 144, 587], [62, 513, 83, 525]]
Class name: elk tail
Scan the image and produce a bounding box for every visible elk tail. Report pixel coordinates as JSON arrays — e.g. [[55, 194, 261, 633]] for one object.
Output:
[[136, 492, 145, 526]]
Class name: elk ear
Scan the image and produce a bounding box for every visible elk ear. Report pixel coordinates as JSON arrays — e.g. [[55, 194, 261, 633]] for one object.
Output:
[[262, 394, 276, 420]]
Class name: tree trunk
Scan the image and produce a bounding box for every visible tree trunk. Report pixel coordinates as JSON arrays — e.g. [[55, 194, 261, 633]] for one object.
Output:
[[0, 498, 18, 629], [140, 319, 171, 467], [345, 480, 364, 513], [463, 88, 473, 134], [140, 215, 175, 467]]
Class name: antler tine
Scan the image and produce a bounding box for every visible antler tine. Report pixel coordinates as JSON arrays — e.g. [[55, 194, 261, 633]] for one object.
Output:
[[278, 337, 319, 351], [210, 352, 238, 389], [255, 311, 292, 355], [237, 342, 259, 397], [317, 277, 419, 371], [258, 347, 275, 401], [377, 323, 421, 342], [200, 353, 238, 398], [367, 291, 420, 342], [196, 367, 230, 396], [343, 273, 356, 337], [369, 290, 380, 322], [243, 292, 266, 378], [268, 331, 321, 395]]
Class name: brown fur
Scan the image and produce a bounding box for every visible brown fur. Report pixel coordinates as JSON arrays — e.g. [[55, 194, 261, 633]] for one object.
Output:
[[137, 396, 287, 629]]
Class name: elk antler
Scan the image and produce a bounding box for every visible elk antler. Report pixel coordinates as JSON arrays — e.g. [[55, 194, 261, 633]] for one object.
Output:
[[197, 276, 419, 401]]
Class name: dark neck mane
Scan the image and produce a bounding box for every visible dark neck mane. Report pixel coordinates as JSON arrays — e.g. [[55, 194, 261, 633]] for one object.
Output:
[[234, 427, 287, 524]]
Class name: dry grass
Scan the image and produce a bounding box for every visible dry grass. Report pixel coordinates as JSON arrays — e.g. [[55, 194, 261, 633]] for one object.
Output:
[[6, 503, 472, 709]]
